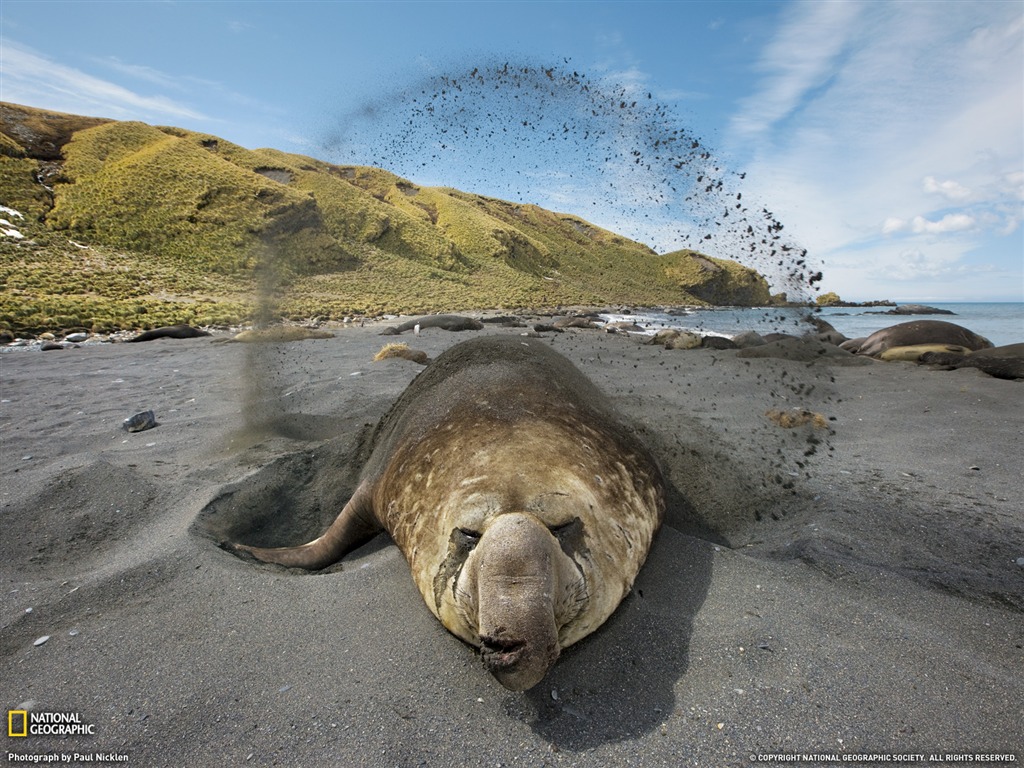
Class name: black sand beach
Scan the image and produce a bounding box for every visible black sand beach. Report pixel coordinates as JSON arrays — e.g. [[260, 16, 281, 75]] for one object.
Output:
[[1, 321, 1021, 767]]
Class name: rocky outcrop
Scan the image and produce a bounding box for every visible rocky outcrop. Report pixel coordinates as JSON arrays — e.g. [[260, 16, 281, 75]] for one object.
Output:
[[660, 250, 772, 306]]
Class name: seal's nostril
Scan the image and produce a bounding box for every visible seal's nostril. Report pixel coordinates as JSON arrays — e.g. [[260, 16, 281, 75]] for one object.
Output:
[[480, 635, 524, 653], [479, 635, 527, 672]]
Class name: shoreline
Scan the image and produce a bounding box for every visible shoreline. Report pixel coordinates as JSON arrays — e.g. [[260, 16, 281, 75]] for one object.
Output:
[[9, 299, 1024, 350]]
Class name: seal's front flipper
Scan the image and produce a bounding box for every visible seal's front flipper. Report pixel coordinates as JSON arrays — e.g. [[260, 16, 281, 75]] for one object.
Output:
[[227, 480, 381, 570]]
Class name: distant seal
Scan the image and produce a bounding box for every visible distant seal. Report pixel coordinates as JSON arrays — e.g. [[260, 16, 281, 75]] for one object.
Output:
[[920, 343, 1024, 380], [701, 335, 737, 350], [229, 336, 664, 691], [856, 320, 992, 358], [217, 327, 334, 343], [878, 344, 972, 362], [552, 316, 598, 329], [380, 315, 484, 335], [126, 325, 210, 342]]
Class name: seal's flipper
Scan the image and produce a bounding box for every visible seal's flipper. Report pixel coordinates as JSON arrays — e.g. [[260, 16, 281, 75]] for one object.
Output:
[[228, 480, 381, 570]]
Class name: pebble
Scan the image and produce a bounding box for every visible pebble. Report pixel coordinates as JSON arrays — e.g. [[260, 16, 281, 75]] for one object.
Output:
[[123, 410, 157, 432], [33, 635, 50, 647], [1015, 558, 1024, 567]]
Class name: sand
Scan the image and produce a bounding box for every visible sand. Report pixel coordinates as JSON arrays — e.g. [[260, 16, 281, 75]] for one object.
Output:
[[1, 320, 1021, 767]]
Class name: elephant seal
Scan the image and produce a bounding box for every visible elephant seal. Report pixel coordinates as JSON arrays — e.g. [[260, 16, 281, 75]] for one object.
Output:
[[126, 324, 210, 342], [228, 336, 665, 691], [878, 343, 972, 362], [646, 329, 702, 350], [920, 343, 1024, 380], [856, 320, 992, 358], [217, 326, 334, 343], [380, 314, 484, 335], [552, 316, 598, 329]]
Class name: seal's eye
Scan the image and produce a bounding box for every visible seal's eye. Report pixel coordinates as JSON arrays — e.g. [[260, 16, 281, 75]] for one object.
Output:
[[457, 528, 481, 548], [549, 517, 585, 557], [548, 519, 579, 537]]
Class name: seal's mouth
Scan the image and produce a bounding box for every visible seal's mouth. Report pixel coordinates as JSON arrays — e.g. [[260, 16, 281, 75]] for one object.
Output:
[[479, 635, 526, 670]]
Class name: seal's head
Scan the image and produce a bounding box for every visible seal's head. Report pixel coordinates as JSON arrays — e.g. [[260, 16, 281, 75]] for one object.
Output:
[[437, 511, 589, 691]]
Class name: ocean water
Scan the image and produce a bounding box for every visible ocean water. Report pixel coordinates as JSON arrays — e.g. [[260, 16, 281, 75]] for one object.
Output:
[[602, 303, 1024, 348]]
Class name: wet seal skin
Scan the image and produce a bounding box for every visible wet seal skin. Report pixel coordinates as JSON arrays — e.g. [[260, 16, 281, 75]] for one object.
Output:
[[227, 336, 665, 691]]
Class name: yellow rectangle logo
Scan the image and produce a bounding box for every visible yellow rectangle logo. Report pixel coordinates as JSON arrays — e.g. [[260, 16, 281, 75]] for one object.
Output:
[[8, 709, 28, 737]]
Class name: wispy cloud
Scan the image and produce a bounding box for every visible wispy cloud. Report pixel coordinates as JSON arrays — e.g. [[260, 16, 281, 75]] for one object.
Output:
[[0, 39, 208, 121], [91, 53, 283, 117], [726, 1, 1023, 300], [91, 56, 190, 92], [729, 0, 862, 140]]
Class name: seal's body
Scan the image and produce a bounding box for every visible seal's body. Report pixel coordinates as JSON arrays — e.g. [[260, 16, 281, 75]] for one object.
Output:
[[231, 336, 664, 690], [856, 320, 992, 358], [126, 325, 210, 342], [380, 314, 484, 335]]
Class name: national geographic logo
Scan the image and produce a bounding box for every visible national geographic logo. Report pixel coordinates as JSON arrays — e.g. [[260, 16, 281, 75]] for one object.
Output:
[[8, 710, 96, 737]]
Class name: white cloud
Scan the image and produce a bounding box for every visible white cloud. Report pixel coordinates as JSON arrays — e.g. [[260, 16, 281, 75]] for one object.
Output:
[[0, 39, 207, 121], [911, 213, 975, 234], [725, 1, 1023, 300], [882, 212, 976, 235], [881, 217, 906, 235], [923, 176, 971, 201]]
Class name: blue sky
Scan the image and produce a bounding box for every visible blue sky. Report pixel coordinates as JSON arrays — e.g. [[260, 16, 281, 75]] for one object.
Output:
[[1, 0, 1021, 302]]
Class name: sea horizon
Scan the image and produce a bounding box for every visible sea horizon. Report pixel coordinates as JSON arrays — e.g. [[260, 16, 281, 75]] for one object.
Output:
[[604, 301, 1023, 348]]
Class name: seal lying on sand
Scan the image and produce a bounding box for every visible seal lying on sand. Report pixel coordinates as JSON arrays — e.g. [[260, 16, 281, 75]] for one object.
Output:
[[380, 314, 484, 335], [919, 343, 1024, 380], [878, 344, 973, 362], [126, 325, 210, 342], [215, 327, 334, 343], [228, 336, 665, 691], [856, 320, 992, 358]]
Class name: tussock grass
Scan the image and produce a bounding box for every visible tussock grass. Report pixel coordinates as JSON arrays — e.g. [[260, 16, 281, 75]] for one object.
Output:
[[1, 102, 774, 335]]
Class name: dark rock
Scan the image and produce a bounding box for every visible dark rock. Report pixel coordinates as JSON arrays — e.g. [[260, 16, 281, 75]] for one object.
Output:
[[886, 304, 955, 315]]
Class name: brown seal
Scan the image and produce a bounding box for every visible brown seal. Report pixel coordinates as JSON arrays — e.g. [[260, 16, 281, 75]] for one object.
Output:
[[379, 314, 484, 335], [920, 343, 1024, 380], [228, 336, 664, 691], [217, 326, 334, 343], [126, 325, 210, 342], [855, 320, 993, 358]]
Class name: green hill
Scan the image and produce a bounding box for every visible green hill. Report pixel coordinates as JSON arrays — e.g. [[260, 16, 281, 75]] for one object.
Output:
[[0, 102, 773, 334]]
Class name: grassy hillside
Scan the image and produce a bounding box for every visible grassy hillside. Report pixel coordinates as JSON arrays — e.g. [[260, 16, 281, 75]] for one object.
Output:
[[0, 102, 774, 334]]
